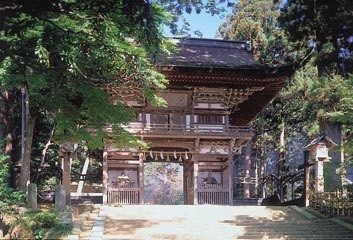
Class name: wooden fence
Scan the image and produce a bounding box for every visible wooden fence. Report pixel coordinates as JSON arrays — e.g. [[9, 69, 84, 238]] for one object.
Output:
[[108, 182, 140, 204], [198, 183, 229, 205], [310, 191, 353, 216]]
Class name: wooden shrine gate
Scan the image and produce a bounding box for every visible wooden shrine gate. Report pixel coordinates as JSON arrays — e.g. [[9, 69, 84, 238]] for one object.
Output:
[[104, 149, 233, 205], [100, 38, 292, 206]]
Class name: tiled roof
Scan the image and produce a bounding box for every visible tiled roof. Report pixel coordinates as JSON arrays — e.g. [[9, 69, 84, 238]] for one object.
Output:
[[155, 38, 260, 69]]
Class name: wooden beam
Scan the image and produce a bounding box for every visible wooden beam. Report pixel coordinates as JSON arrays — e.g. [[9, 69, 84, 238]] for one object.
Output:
[[77, 157, 90, 194], [139, 152, 144, 204], [193, 154, 199, 205], [108, 160, 140, 165], [103, 149, 108, 204], [198, 162, 228, 167], [243, 142, 251, 198], [108, 163, 139, 169], [229, 148, 234, 205], [107, 152, 139, 159]]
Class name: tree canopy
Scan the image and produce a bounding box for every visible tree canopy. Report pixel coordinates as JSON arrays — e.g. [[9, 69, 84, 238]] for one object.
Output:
[[0, 0, 173, 191], [0, 0, 170, 148], [218, 0, 353, 192]]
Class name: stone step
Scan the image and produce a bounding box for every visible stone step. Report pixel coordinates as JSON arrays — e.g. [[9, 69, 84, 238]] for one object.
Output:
[[67, 205, 353, 240]]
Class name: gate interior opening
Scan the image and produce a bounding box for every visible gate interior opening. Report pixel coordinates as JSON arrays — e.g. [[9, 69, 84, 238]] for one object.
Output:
[[144, 162, 184, 205]]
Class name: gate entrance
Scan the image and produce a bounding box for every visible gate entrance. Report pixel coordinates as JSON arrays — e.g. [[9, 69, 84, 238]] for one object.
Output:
[[105, 147, 233, 205], [144, 162, 184, 204]]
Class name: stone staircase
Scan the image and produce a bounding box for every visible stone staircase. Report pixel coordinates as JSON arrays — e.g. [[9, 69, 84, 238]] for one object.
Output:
[[229, 206, 353, 240], [67, 204, 106, 240], [66, 205, 353, 240]]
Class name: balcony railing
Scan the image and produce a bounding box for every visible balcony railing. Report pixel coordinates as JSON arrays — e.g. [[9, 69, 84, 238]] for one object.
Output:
[[119, 122, 252, 138]]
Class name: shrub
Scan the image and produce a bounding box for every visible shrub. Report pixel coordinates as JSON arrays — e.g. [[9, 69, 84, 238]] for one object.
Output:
[[11, 209, 72, 240]]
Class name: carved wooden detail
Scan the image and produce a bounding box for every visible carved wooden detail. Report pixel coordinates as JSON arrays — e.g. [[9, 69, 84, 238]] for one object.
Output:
[[193, 88, 224, 103], [224, 87, 265, 110], [194, 138, 201, 153], [200, 140, 230, 154], [192, 87, 264, 110], [158, 92, 189, 107]]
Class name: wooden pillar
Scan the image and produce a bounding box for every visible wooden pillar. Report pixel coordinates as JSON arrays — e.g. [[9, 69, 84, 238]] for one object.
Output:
[[193, 154, 199, 205], [139, 152, 144, 204], [102, 149, 108, 204], [183, 163, 187, 204], [62, 152, 71, 205], [228, 147, 234, 205], [184, 159, 193, 204], [243, 142, 251, 198], [304, 165, 310, 207], [303, 150, 310, 207]]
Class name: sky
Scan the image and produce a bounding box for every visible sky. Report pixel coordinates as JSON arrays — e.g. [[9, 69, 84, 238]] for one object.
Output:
[[180, 11, 228, 38], [164, 5, 232, 39]]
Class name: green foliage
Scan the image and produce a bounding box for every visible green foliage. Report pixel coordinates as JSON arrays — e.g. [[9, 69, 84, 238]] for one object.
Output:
[[308, 74, 353, 160], [11, 209, 72, 240], [217, 0, 288, 64], [0, 153, 24, 217], [279, 0, 353, 74], [0, 0, 173, 151]]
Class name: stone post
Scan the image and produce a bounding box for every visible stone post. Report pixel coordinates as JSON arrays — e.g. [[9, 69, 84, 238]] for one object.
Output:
[[55, 185, 66, 212], [27, 183, 37, 209], [62, 152, 71, 205]]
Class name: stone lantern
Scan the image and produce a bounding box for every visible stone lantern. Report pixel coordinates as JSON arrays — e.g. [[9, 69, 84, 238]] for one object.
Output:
[[305, 133, 336, 193]]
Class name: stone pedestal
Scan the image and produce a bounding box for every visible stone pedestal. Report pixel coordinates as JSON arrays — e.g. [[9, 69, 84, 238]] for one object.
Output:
[[59, 210, 73, 225], [55, 185, 66, 212], [27, 183, 37, 209]]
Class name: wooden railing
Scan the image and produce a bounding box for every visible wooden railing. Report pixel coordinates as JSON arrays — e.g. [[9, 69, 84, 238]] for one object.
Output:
[[309, 191, 353, 216], [108, 182, 139, 204], [108, 188, 139, 205], [118, 122, 252, 137], [198, 183, 229, 205], [233, 177, 257, 185]]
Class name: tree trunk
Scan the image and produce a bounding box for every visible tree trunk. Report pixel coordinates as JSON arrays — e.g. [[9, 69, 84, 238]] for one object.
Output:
[[278, 124, 286, 199], [0, 90, 21, 188], [319, 117, 344, 191], [0, 91, 12, 155], [19, 114, 36, 193]]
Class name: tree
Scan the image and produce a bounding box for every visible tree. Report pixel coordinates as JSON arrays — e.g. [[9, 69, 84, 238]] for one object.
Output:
[[0, 0, 235, 195], [217, 0, 287, 64], [217, 0, 305, 199], [279, 0, 353, 76], [279, 0, 353, 190], [0, 0, 169, 193]]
